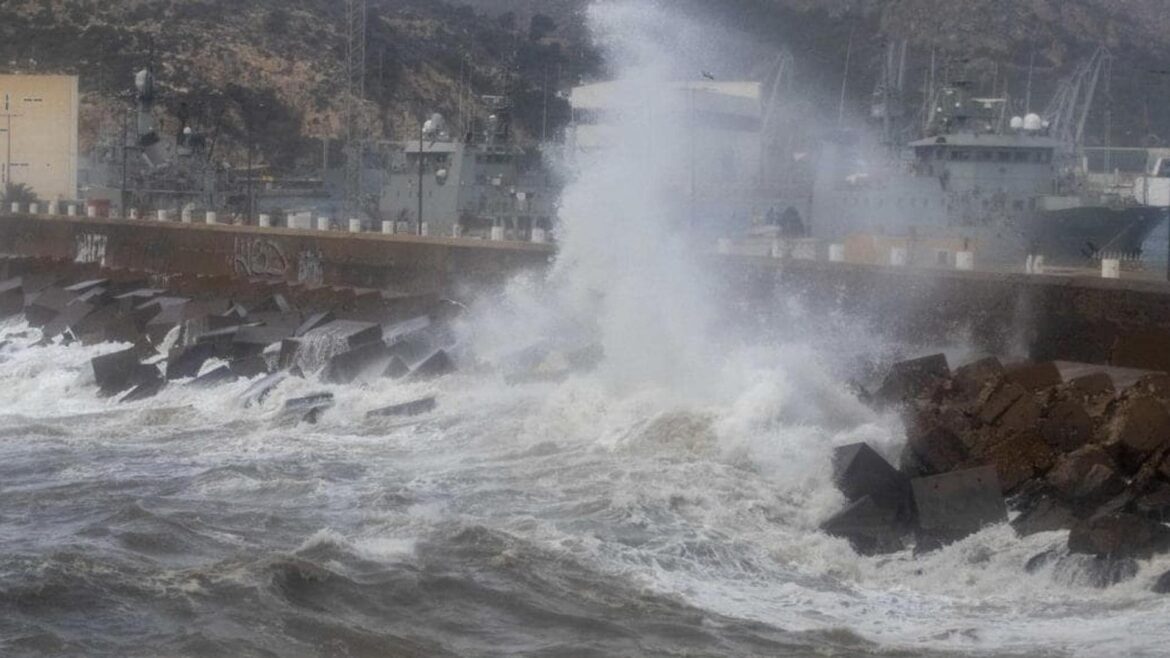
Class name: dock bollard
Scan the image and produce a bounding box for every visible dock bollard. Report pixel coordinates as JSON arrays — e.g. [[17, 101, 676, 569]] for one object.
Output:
[[348, 218, 362, 233], [87, 205, 98, 218], [956, 251, 975, 271], [1033, 255, 1045, 275], [531, 228, 546, 244], [128, 208, 139, 220], [10, 202, 20, 214], [490, 226, 505, 241], [205, 211, 217, 225], [67, 204, 77, 217], [889, 247, 909, 267], [47, 201, 58, 216], [420, 222, 429, 237], [157, 209, 169, 222], [828, 244, 846, 263], [258, 214, 271, 228], [317, 216, 331, 231], [29, 203, 39, 215], [452, 225, 464, 238], [1102, 257, 1121, 279], [381, 221, 394, 234]]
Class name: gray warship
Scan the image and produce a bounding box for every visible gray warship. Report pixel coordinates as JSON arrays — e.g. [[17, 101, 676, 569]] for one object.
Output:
[[810, 80, 1167, 267], [379, 96, 559, 240]]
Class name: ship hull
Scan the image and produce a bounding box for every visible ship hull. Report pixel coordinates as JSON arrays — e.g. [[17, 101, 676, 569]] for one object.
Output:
[[1017, 205, 1169, 266]]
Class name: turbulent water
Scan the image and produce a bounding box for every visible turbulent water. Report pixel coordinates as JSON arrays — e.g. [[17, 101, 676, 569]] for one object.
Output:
[[5, 1, 1170, 656]]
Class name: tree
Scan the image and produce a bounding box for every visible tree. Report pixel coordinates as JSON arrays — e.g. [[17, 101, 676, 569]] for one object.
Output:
[[1, 183, 38, 207]]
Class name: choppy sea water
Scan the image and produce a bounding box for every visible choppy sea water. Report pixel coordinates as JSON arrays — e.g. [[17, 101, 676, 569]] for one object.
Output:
[[2, 321, 1170, 657]]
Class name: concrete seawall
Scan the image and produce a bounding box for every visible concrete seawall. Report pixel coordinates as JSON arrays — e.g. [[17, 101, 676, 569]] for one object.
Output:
[[722, 256, 1170, 370], [0, 214, 553, 296], [4, 212, 1170, 369]]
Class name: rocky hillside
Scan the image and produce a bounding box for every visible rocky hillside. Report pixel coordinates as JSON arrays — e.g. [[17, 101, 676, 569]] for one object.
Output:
[[0, 0, 588, 170]]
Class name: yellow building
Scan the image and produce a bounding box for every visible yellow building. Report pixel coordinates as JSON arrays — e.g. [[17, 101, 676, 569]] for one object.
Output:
[[0, 74, 79, 202]]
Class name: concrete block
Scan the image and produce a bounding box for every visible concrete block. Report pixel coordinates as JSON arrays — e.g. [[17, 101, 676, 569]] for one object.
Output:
[[912, 466, 1008, 544], [25, 287, 76, 327], [0, 278, 24, 318], [383, 356, 410, 380], [192, 365, 236, 388], [284, 392, 334, 423], [907, 424, 968, 475], [167, 343, 219, 380], [322, 341, 393, 384], [1112, 329, 1170, 373], [1104, 391, 1170, 468], [42, 300, 95, 340], [295, 311, 335, 337], [1006, 361, 1063, 393], [1069, 512, 1170, 559], [411, 349, 456, 379], [831, 443, 911, 510], [366, 396, 437, 419], [92, 347, 155, 396], [952, 357, 1004, 401], [242, 371, 288, 407], [1041, 400, 1095, 453], [120, 372, 165, 403], [1011, 496, 1078, 537], [874, 354, 950, 406], [303, 320, 382, 350], [821, 494, 905, 555]]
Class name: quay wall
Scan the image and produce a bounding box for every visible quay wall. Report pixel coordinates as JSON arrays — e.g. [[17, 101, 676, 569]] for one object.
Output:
[[722, 257, 1170, 370], [2, 213, 1170, 369], [0, 214, 553, 296]]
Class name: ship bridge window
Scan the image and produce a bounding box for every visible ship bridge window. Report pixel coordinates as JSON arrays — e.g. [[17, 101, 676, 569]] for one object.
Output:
[[949, 149, 971, 162], [998, 151, 1012, 162], [976, 150, 994, 162], [1013, 151, 1030, 162]]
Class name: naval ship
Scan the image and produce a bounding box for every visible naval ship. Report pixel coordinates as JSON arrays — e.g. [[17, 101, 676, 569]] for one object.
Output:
[[810, 81, 1167, 267], [380, 96, 559, 240]]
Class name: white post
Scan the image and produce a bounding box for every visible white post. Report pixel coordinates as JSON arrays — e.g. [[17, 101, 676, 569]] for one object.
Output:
[[769, 239, 784, 259], [156, 209, 169, 222], [205, 211, 217, 225], [955, 251, 975, 271], [382, 220, 394, 234], [531, 227, 546, 244], [258, 214, 271, 228], [452, 224, 464, 238], [889, 247, 909, 267], [1032, 255, 1045, 275], [420, 222, 430, 237], [1102, 257, 1121, 279], [317, 216, 331, 231], [29, 202, 39, 215], [87, 205, 98, 218], [828, 243, 846, 263], [11, 202, 20, 214], [396, 221, 410, 234], [490, 226, 505, 241], [348, 218, 362, 233], [67, 203, 77, 217], [46, 201, 58, 216], [128, 208, 138, 220]]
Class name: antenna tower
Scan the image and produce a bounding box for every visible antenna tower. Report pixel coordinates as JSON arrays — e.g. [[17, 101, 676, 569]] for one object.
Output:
[[344, 0, 368, 217]]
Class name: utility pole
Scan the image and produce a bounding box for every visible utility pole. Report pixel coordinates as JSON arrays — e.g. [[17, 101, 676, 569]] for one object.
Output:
[[417, 112, 425, 234], [837, 26, 857, 128], [1, 93, 22, 190]]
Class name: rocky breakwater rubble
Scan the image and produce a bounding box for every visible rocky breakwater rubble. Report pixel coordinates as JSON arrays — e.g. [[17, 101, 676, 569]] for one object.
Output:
[[0, 256, 490, 420], [826, 351, 1170, 590]]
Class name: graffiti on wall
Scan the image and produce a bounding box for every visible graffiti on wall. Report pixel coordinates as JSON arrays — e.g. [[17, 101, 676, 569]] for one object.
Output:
[[297, 249, 324, 286], [74, 233, 108, 266], [232, 238, 290, 278]]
